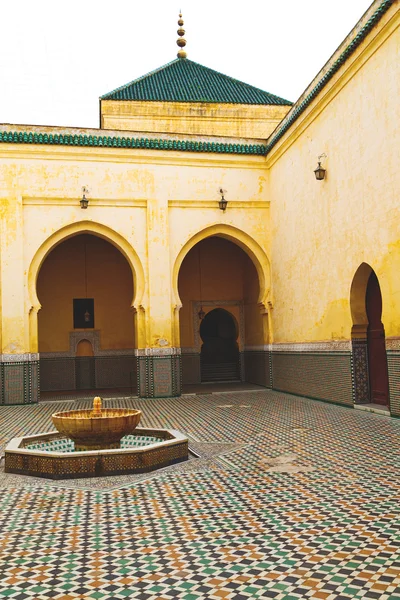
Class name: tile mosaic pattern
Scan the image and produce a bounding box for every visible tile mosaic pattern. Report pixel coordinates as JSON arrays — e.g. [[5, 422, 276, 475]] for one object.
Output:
[[351, 340, 370, 405], [272, 352, 353, 406], [25, 435, 164, 453], [387, 352, 400, 417], [0, 390, 399, 599]]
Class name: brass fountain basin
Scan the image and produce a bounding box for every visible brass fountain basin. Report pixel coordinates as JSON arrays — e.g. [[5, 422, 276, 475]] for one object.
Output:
[[52, 403, 142, 451]]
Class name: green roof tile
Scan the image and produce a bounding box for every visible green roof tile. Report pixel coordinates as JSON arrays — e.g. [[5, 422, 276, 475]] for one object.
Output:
[[100, 59, 292, 106], [0, 130, 267, 156]]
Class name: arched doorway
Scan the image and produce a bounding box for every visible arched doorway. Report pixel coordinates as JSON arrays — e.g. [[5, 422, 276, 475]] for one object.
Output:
[[37, 233, 137, 396], [200, 308, 240, 381], [350, 263, 389, 407], [177, 235, 270, 388], [365, 271, 389, 405]]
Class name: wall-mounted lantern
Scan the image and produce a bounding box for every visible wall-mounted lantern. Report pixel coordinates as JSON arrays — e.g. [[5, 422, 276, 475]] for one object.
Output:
[[218, 188, 228, 211], [314, 154, 327, 181], [80, 186, 89, 209]]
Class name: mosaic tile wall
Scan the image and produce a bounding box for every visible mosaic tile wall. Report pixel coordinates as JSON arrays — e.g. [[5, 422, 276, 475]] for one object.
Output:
[[40, 355, 137, 393], [0, 359, 39, 405], [244, 350, 272, 388], [351, 339, 370, 405], [40, 357, 75, 391], [272, 352, 353, 406], [138, 355, 181, 398], [387, 352, 400, 417], [181, 353, 201, 384]]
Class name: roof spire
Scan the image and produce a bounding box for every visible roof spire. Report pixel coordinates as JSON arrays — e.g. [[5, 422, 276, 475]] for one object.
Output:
[[177, 12, 187, 59]]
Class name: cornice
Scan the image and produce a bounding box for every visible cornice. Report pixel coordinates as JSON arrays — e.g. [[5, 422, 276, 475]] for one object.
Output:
[[168, 200, 270, 209], [0, 130, 266, 157], [0, 144, 266, 169], [22, 197, 147, 207]]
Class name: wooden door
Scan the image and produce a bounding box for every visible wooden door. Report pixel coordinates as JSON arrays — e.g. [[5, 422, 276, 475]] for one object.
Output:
[[366, 272, 389, 406]]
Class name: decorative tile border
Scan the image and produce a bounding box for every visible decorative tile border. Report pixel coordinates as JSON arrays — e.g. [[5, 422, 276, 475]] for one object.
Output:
[[181, 347, 198, 354], [386, 337, 400, 351], [244, 344, 270, 351], [271, 341, 351, 352], [135, 347, 181, 357], [1, 353, 39, 362]]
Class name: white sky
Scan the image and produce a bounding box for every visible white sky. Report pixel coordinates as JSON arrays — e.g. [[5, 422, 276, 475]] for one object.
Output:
[[0, 0, 373, 129]]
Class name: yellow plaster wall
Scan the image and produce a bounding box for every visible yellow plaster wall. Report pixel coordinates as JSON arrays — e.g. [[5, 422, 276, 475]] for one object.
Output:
[[243, 255, 265, 346], [0, 192, 25, 353], [267, 9, 400, 343], [178, 237, 263, 349], [100, 100, 290, 139], [37, 235, 135, 352], [0, 146, 270, 353]]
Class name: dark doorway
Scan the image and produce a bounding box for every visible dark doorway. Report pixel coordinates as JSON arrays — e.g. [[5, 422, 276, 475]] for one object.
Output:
[[366, 272, 389, 405], [200, 308, 240, 382]]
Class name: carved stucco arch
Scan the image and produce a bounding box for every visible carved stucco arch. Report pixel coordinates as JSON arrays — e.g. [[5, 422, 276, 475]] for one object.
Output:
[[27, 221, 146, 352], [171, 224, 272, 346]]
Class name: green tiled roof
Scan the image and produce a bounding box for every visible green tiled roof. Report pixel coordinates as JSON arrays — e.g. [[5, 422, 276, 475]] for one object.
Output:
[[101, 59, 292, 106], [0, 130, 267, 155], [266, 0, 394, 153]]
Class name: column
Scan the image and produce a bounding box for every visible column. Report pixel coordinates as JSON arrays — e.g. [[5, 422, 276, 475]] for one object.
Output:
[[136, 195, 181, 397], [0, 194, 39, 404]]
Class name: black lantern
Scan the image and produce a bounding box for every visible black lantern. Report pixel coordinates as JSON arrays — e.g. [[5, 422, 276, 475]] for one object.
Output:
[[218, 188, 228, 211], [84, 310, 91, 323], [198, 307, 205, 320], [80, 186, 89, 209], [314, 161, 326, 181], [314, 154, 327, 180]]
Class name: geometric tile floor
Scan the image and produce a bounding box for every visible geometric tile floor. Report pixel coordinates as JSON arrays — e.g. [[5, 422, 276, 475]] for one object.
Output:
[[0, 390, 399, 599]]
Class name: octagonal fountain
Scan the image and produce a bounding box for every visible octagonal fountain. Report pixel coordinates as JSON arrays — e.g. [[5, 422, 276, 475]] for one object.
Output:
[[5, 397, 188, 479]]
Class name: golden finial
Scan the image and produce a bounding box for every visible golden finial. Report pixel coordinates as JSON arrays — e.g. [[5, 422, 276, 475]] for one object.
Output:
[[177, 12, 187, 59]]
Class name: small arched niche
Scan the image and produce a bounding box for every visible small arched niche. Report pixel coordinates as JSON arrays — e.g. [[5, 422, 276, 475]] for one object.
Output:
[[76, 339, 94, 357]]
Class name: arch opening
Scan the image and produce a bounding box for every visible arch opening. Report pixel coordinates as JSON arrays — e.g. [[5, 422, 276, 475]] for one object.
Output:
[[177, 235, 270, 388], [172, 224, 271, 312], [350, 263, 389, 407], [37, 233, 138, 397]]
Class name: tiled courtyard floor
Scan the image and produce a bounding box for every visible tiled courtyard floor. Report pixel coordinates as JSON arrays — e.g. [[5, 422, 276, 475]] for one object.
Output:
[[0, 390, 399, 599]]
